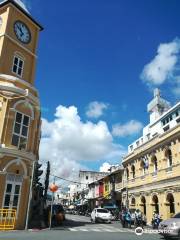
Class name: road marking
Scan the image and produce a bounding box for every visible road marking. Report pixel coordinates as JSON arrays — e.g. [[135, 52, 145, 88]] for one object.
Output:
[[91, 228, 101, 232], [68, 226, 138, 233], [104, 229, 114, 232], [69, 228, 78, 231], [79, 228, 89, 231]]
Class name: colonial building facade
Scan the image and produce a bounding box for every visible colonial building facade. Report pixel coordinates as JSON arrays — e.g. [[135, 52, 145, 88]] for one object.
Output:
[[122, 89, 180, 224], [0, 0, 43, 229]]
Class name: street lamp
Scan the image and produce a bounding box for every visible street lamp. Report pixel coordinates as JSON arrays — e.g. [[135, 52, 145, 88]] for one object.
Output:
[[49, 178, 58, 230], [126, 187, 129, 209]]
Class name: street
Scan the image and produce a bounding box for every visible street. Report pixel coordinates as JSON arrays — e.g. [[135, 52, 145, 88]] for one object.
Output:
[[0, 214, 164, 240]]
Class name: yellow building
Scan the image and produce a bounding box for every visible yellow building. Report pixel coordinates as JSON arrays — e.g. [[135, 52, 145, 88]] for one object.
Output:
[[0, 0, 43, 229], [122, 89, 180, 224], [103, 175, 111, 200]]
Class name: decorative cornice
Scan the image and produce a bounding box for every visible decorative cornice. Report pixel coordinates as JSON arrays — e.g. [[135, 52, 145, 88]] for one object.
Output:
[[0, 84, 39, 105], [0, 74, 38, 92], [123, 125, 180, 165], [0, 146, 36, 162], [127, 176, 180, 194]]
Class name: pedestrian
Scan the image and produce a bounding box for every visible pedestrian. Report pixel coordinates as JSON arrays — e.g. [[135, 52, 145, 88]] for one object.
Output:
[[120, 208, 126, 228], [125, 209, 132, 228]]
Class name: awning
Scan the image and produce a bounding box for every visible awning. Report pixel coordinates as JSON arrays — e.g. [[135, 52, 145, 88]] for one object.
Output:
[[103, 204, 118, 209]]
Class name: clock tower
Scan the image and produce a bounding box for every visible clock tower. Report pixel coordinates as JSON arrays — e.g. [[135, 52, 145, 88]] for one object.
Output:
[[0, 0, 43, 229]]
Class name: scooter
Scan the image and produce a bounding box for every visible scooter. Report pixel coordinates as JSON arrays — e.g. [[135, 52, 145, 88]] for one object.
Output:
[[152, 216, 161, 229], [134, 216, 143, 228]]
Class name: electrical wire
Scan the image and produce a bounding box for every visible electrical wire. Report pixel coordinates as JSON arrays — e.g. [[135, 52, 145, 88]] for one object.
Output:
[[50, 174, 87, 185]]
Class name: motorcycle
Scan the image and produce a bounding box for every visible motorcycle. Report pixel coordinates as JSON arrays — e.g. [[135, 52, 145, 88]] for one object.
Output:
[[134, 215, 143, 228], [85, 210, 91, 217], [152, 215, 162, 229]]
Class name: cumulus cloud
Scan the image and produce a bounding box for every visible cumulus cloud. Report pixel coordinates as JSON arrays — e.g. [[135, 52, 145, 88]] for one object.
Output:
[[141, 38, 180, 87], [99, 162, 112, 172], [172, 76, 180, 96], [40, 105, 125, 179], [112, 120, 143, 137], [86, 101, 108, 118]]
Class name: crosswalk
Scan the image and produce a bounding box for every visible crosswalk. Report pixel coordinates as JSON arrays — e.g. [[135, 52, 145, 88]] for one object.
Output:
[[68, 226, 134, 233]]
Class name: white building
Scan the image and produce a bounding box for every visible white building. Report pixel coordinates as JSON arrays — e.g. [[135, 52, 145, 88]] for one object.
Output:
[[128, 89, 180, 154]]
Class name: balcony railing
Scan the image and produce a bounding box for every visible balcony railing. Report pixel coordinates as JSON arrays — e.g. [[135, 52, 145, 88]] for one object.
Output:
[[166, 166, 173, 172], [152, 171, 157, 176], [141, 175, 145, 180]]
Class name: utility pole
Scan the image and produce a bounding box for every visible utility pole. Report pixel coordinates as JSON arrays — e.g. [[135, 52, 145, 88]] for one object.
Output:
[[25, 161, 35, 230]]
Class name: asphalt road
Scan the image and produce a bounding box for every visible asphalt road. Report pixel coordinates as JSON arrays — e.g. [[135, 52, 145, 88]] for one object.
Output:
[[0, 214, 164, 240]]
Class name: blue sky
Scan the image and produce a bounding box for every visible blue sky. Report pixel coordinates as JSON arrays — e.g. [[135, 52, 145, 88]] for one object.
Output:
[[21, 0, 180, 177]]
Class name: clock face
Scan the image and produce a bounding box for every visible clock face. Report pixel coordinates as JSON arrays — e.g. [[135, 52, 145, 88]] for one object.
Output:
[[14, 21, 31, 44]]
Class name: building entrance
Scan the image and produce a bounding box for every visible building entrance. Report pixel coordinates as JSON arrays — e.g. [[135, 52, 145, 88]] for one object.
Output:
[[3, 174, 23, 215]]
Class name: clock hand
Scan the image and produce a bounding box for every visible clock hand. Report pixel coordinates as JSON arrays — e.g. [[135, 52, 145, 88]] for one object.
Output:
[[17, 26, 24, 36]]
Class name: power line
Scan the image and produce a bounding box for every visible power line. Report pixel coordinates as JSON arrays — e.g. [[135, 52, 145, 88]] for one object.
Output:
[[50, 174, 87, 185]]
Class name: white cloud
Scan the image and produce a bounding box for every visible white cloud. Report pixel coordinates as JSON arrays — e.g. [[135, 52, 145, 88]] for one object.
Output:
[[141, 38, 180, 86], [40, 105, 125, 179], [99, 162, 112, 172], [86, 101, 108, 118], [172, 76, 180, 96], [112, 120, 143, 137]]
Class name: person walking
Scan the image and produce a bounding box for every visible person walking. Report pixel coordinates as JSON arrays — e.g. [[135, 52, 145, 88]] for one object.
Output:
[[120, 208, 126, 228], [125, 209, 132, 228]]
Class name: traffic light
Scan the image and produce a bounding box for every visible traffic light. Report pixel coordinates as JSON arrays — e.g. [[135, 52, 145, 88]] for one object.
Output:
[[33, 162, 43, 187]]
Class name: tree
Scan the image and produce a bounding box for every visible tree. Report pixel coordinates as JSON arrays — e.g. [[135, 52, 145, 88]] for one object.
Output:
[[33, 162, 43, 188], [43, 161, 50, 202]]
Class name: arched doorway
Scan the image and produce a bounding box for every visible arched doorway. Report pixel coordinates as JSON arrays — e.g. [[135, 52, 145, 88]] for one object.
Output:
[[166, 193, 175, 215], [152, 195, 159, 214], [140, 196, 146, 215]]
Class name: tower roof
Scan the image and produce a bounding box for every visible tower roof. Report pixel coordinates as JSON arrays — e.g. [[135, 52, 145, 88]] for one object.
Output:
[[0, 0, 43, 30], [147, 88, 171, 113], [0, 0, 29, 12]]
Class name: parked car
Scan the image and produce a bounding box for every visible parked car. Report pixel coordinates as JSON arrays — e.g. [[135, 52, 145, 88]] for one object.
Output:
[[91, 208, 112, 223], [158, 212, 180, 239], [104, 206, 119, 221], [47, 204, 65, 227]]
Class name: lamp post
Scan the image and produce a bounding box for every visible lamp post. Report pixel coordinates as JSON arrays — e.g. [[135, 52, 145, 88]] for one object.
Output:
[[126, 187, 129, 209], [49, 178, 58, 230]]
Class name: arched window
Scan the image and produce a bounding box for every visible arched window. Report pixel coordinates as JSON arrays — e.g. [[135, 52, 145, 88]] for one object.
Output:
[[131, 197, 136, 205], [140, 160, 146, 175], [131, 165, 135, 179], [152, 156, 158, 173], [141, 196, 146, 215], [166, 193, 175, 214], [152, 194, 159, 214], [126, 167, 129, 180], [165, 149, 172, 167]]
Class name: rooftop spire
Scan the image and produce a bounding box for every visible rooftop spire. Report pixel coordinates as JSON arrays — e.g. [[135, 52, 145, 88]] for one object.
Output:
[[147, 88, 171, 124]]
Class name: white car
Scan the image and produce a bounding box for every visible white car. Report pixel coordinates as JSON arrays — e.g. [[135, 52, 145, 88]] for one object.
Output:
[[158, 212, 180, 239], [91, 208, 112, 223]]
